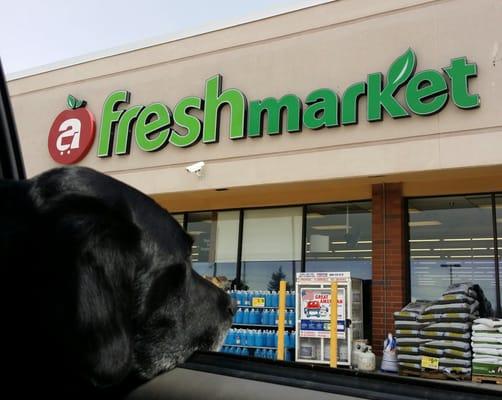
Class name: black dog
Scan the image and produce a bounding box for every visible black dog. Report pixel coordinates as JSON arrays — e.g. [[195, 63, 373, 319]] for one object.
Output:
[[0, 167, 235, 398]]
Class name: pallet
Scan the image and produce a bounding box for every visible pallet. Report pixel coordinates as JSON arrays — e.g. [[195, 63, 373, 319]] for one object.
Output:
[[421, 371, 471, 382], [399, 369, 422, 378], [472, 375, 502, 385]]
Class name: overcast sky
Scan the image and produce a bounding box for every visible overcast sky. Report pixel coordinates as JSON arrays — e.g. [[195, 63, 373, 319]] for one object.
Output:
[[0, 0, 329, 76]]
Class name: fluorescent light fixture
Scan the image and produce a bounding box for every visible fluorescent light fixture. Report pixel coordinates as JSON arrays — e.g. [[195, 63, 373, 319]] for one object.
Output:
[[191, 253, 199, 256], [410, 248, 432, 252], [473, 255, 494, 258], [433, 248, 472, 251], [358, 240, 372, 244], [409, 221, 442, 227], [312, 225, 352, 230], [472, 247, 488, 250], [332, 241, 347, 244], [472, 237, 495, 241], [443, 238, 471, 242], [409, 239, 441, 242], [411, 256, 441, 259], [307, 213, 326, 219], [335, 249, 372, 253]]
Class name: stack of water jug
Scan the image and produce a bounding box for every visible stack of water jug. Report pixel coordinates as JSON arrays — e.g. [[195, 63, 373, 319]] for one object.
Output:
[[220, 329, 296, 360], [228, 290, 296, 326], [220, 290, 297, 360]]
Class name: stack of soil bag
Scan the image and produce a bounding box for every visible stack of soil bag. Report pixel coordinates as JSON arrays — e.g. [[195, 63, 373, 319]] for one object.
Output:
[[471, 318, 502, 379], [417, 283, 480, 377], [394, 282, 493, 379], [394, 301, 432, 374]]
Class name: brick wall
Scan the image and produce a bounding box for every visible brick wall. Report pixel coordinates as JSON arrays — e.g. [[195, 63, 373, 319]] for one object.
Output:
[[371, 183, 408, 353]]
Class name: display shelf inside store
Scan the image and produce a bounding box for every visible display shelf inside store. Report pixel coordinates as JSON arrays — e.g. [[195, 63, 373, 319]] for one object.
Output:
[[232, 323, 295, 329]]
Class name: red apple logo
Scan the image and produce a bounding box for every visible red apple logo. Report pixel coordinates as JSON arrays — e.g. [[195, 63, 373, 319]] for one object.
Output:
[[48, 95, 95, 164]]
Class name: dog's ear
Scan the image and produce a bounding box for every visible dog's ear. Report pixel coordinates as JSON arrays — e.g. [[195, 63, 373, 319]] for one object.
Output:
[[40, 194, 142, 388]]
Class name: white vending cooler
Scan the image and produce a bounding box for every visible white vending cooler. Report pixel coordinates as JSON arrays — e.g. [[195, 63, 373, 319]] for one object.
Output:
[[295, 272, 363, 367]]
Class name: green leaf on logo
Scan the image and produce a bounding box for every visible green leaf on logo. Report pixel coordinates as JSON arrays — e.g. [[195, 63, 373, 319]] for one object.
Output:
[[67, 95, 76, 109], [387, 48, 416, 87], [75, 99, 84, 108]]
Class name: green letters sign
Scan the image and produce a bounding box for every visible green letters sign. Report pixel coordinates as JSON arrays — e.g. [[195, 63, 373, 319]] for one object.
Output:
[[96, 49, 480, 158]]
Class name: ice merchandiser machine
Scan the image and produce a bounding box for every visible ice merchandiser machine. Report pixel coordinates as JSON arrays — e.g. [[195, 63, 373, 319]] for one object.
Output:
[[295, 272, 363, 367]]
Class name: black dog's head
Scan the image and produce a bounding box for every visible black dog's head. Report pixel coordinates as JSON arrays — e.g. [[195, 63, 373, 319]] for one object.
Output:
[[0, 166, 234, 396]]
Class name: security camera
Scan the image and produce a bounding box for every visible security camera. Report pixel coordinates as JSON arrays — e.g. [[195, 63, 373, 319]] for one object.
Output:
[[185, 161, 205, 176]]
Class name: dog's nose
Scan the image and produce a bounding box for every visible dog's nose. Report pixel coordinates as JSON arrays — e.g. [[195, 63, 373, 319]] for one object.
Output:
[[228, 299, 237, 316]]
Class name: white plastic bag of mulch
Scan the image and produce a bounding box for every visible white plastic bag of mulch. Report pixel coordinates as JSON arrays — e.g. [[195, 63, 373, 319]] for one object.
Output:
[[396, 337, 429, 346], [472, 343, 502, 350], [473, 356, 502, 365], [440, 313, 477, 323], [423, 322, 471, 333], [472, 331, 502, 339], [397, 354, 422, 363], [394, 301, 432, 321], [442, 282, 477, 298], [442, 331, 471, 341], [398, 362, 421, 371], [395, 320, 429, 329], [443, 349, 472, 359], [473, 318, 502, 328], [424, 340, 471, 351], [471, 336, 502, 344], [419, 345, 444, 357], [419, 331, 445, 340], [473, 347, 502, 356], [396, 346, 421, 355], [423, 301, 479, 315], [395, 329, 420, 338], [436, 293, 476, 305], [439, 357, 471, 368], [472, 324, 499, 332]]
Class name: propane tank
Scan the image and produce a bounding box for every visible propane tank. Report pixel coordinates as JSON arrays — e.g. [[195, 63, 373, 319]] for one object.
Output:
[[358, 346, 376, 372], [351, 339, 367, 369]]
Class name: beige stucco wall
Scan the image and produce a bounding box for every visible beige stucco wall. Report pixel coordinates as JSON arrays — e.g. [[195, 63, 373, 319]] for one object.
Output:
[[8, 0, 502, 198]]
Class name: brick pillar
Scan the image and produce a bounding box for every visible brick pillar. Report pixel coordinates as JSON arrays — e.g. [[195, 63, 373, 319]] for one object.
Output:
[[371, 183, 407, 353]]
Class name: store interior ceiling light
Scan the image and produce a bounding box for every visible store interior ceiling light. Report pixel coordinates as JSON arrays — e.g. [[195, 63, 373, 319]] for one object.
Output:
[[433, 247, 473, 251], [332, 241, 347, 244], [409, 239, 441, 242], [335, 249, 372, 253], [411, 255, 441, 259], [411, 248, 432, 252], [312, 225, 352, 230], [409, 221, 442, 227], [443, 238, 472, 241]]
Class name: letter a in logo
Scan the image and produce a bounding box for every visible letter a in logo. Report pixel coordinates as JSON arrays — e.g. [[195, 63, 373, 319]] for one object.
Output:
[[48, 95, 95, 164]]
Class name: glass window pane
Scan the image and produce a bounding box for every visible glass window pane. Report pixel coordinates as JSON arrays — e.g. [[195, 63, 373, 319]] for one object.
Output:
[[408, 195, 497, 311], [305, 202, 372, 280], [241, 207, 302, 290], [172, 213, 184, 227], [186, 211, 238, 284], [496, 194, 502, 313]]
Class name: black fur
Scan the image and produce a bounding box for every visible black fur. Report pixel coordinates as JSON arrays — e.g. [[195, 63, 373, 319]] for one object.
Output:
[[0, 167, 234, 399]]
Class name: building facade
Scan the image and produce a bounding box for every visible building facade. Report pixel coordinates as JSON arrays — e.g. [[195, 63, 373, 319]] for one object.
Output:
[[8, 0, 502, 350]]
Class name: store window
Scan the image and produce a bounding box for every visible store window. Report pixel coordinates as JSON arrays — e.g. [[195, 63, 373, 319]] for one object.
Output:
[[172, 213, 184, 228], [241, 207, 302, 290], [408, 195, 501, 313], [305, 202, 372, 279], [186, 211, 239, 284]]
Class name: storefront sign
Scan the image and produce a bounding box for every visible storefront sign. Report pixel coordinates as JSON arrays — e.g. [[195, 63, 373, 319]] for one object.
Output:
[[48, 49, 481, 164], [299, 287, 346, 339], [48, 95, 96, 164]]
